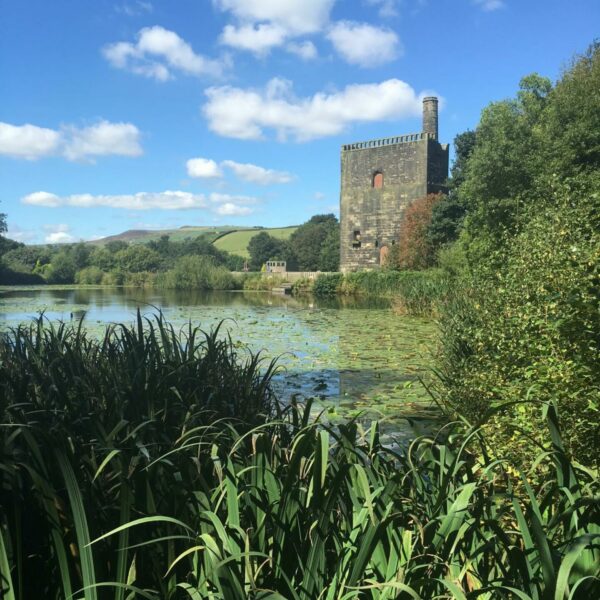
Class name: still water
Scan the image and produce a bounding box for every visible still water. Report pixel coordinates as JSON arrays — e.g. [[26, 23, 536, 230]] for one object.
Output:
[[0, 286, 438, 439]]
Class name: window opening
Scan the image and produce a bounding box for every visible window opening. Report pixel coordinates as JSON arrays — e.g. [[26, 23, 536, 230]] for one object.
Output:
[[352, 230, 362, 248], [373, 172, 383, 189]]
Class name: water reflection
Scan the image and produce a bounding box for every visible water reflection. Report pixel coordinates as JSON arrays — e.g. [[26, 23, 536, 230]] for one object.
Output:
[[0, 286, 436, 436]]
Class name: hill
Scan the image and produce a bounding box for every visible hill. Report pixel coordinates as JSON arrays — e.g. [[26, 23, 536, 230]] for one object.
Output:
[[213, 226, 298, 258], [92, 226, 242, 246]]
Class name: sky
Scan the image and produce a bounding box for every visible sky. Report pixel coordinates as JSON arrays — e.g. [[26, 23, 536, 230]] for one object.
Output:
[[1, 0, 598, 244]]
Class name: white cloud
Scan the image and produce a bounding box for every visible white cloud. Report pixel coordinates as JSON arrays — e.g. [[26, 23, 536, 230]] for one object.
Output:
[[286, 40, 317, 60], [44, 224, 76, 244], [186, 157, 223, 179], [115, 1, 153, 16], [187, 157, 294, 184], [220, 23, 287, 55], [46, 232, 77, 244], [0, 120, 142, 162], [473, 0, 505, 11], [214, 203, 253, 216], [63, 121, 142, 161], [208, 193, 257, 205], [221, 160, 294, 184], [203, 77, 427, 141], [327, 21, 401, 67], [214, 0, 334, 35], [103, 26, 228, 81], [365, 0, 399, 18], [314, 191, 326, 200], [0, 122, 61, 159], [21, 190, 258, 215]]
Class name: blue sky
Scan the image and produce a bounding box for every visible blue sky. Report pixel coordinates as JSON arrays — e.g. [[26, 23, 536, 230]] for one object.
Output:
[[1, 0, 598, 244]]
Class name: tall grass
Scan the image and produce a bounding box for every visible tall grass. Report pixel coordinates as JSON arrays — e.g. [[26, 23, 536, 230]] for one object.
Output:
[[0, 314, 278, 598], [313, 270, 450, 316], [0, 317, 598, 598]]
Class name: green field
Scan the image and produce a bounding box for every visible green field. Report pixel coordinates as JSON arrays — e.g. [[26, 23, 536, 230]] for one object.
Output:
[[213, 226, 297, 257], [93, 226, 242, 245]]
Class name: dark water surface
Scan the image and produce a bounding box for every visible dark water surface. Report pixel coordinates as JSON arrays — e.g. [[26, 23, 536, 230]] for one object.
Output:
[[0, 286, 438, 439]]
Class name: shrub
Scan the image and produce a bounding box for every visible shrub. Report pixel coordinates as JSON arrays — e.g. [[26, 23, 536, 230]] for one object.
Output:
[[159, 255, 234, 290], [437, 185, 600, 470], [75, 266, 104, 284], [313, 272, 343, 295], [396, 193, 445, 270]]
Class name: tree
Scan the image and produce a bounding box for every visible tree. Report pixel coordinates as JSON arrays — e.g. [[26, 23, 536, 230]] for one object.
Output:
[[427, 130, 477, 253], [47, 252, 76, 283], [248, 232, 293, 270], [115, 245, 161, 273], [288, 214, 339, 271], [318, 227, 340, 272], [396, 194, 444, 270]]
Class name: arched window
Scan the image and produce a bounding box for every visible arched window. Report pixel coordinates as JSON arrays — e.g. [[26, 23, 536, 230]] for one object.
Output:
[[373, 172, 383, 189]]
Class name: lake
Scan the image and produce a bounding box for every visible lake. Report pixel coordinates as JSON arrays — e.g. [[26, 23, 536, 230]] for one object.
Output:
[[0, 286, 438, 439]]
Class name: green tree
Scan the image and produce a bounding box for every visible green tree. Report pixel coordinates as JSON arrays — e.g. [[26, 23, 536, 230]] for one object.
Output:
[[248, 232, 293, 270], [427, 130, 477, 253], [47, 252, 77, 283], [318, 226, 340, 271], [289, 214, 339, 271], [115, 245, 161, 273]]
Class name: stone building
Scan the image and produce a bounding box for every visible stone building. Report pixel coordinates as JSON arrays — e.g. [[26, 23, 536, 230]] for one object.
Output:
[[339, 97, 449, 272]]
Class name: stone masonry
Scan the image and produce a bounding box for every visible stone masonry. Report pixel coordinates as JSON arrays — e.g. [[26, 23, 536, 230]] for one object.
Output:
[[339, 97, 449, 272]]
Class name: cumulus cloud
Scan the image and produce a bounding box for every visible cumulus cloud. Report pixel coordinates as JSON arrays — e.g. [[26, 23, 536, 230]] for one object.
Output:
[[186, 157, 294, 185], [0, 122, 62, 160], [473, 0, 505, 10], [21, 190, 258, 215], [214, 202, 253, 216], [46, 232, 77, 244], [63, 121, 142, 161], [103, 26, 228, 80], [327, 21, 401, 67], [365, 0, 399, 18], [221, 160, 294, 184], [215, 0, 333, 55], [0, 120, 142, 161], [220, 23, 287, 55], [186, 157, 223, 179], [214, 0, 334, 35], [202, 77, 428, 141], [286, 40, 318, 60], [44, 224, 76, 244]]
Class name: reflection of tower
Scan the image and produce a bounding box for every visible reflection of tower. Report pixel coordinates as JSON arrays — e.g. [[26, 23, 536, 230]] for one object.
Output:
[[339, 97, 449, 272]]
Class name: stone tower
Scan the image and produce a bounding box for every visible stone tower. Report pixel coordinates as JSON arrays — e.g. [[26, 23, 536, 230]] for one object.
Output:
[[339, 97, 449, 272]]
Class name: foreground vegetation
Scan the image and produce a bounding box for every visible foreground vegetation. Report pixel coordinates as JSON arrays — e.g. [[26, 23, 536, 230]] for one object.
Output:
[[433, 42, 600, 471], [0, 316, 598, 598]]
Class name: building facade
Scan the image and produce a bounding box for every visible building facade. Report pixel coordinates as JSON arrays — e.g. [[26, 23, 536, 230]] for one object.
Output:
[[339, 97, 449, 272]]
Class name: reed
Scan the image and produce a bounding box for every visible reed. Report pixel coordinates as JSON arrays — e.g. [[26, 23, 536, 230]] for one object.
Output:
[[0, 317, 598, 599]]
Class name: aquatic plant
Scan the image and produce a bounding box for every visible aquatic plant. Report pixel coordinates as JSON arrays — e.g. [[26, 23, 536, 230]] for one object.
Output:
[[0, 317, 598, 598]]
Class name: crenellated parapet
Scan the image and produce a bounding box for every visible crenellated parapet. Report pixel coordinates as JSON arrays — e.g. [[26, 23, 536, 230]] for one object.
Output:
[[342, 132, 435, 152]]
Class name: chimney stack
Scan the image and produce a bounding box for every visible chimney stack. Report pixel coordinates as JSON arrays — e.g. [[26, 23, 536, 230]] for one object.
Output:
[[422, 96, 438, 141]]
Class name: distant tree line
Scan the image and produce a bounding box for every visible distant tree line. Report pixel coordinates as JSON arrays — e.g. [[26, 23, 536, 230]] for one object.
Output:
[[248, 214, 339, 271], [0, 214, 341, 286]]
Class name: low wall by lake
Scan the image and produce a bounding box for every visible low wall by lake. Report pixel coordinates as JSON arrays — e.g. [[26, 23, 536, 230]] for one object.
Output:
[[233, 272, 335, 281]]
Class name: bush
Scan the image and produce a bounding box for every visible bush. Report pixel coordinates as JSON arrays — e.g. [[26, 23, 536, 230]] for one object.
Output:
[[75, 266, 104, 285], [313, 273, 343, 295], [438, 184, 600, 470], [158, 255, 235, 290]]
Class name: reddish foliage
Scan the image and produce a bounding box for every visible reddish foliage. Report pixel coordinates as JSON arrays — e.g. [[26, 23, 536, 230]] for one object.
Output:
[[396, 193, 445, 270]]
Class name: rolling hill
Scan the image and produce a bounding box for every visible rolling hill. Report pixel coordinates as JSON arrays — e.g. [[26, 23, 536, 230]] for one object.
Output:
[[213, 226, 298, 258], [90, 225, 298, 258]]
